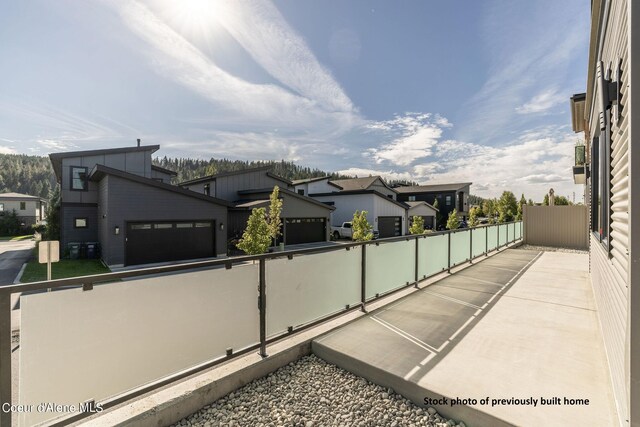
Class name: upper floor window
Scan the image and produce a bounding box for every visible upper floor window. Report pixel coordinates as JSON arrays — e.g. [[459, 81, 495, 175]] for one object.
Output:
[[297, 189, 304, 195], [0, 203, 4, 212], [408, 196, 416, 201], [20, 202, 26, 210], [71, 166, 88, 191], [204, 183, 211, 196], [445, 195, 452, 206]]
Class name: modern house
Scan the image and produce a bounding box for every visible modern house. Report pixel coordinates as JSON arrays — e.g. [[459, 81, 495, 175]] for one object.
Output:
[[405, 201, 438, 230], [309, 190, 408, 238], [0, 192, 46, 226], [292, 176, 342, 196], [181, 168, 334, 245], [330, 176, 397, 199], [393, 182, 471, 227], [50, 144, 230, 267], [568, 0, 638, 424]]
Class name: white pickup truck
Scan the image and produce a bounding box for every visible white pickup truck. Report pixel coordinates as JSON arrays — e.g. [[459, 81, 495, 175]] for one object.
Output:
[[331, 222, 379, 240]]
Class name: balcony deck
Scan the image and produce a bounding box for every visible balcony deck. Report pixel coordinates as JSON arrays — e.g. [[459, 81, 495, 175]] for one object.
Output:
[[313, 248, 618, 426]]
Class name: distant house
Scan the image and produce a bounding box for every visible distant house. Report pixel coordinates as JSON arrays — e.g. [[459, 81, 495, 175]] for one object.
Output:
[[309, 190, 408, 238], [50, 144, 230, 267], [394, 182, 471, 226], [405, 201, 438, 230], [181, 167, 334, 246], [0, 192, 46, 226], [330, 176, 397, 199], [292, 176, 342, 196]]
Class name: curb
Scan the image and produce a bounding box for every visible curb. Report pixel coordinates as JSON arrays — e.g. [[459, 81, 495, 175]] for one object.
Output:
[[13, 262, 27, 284]]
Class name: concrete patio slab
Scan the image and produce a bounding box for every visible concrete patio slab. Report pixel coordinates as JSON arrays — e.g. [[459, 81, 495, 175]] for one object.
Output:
[[313, 249, 618, 427]]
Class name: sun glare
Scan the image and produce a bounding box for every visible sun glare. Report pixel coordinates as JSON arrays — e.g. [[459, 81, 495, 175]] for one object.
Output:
[[160, 0, 223, 41]]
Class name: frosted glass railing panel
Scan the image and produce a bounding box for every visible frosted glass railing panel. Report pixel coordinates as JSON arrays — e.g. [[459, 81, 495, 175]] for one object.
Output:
[[471, 228, 487, 258], [516, 221, 522, 239], [487, 225, 498, 251], [266, 247, 361, 336], [417, 237, 429, 278], [509, 223, 516, 242], [450, 230, 470, 266], [19, 264, 259, 426], [366, 239, 415, 299], [424, 234, 449, 277], [498, 224, 508, 246]]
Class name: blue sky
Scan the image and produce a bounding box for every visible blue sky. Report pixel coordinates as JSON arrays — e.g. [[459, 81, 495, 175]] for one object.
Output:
[[0, 0, 589, 201]]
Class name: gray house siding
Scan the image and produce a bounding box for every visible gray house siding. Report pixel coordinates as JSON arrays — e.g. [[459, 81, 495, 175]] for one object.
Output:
[[60, 204, 99, 253], [99, 175, 227, 266], [150, 169, 174, 183], [60, 149, 155, 204]]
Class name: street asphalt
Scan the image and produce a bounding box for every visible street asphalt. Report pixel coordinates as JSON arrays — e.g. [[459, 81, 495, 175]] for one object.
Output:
[[0, 240, 34, 287]]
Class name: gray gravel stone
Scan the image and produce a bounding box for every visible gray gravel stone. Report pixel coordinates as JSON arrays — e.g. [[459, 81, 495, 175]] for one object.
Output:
[[517, 244, 588, 254], [171, 355, 464, 427]]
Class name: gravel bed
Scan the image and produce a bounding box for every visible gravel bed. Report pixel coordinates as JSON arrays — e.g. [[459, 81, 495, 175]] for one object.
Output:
[[516, 244, 588, 254], [172, 355, 465, 427]]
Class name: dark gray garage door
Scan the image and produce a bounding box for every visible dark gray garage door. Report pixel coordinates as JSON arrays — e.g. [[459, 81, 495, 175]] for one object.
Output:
[[378, 216, 402, 238], [126, 221, 215, 266], [284, 218, 326, 245]]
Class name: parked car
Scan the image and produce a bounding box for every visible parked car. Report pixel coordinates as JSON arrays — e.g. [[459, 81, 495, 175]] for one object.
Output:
[[331, 222, 379, 240]]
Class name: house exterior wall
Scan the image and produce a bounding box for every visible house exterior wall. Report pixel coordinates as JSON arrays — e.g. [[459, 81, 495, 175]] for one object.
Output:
[[98, 175, 227, 266], [60, 149, 155, 204], [0, 198, 43, 225], [407, 204, 438, 230], [311, 194, 374, 228], [150, 169, 174, 183], [60, 204, 99, 252], [294, 179, 337, 196], [398, 190, 457, 226], [370, 179, 396, 200], [183, 170, 290, 201], [373, 195, 407, 234], [582, 0, 637, 424]]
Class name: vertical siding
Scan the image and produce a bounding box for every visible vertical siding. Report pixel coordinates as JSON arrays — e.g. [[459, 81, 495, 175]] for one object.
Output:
[[588, 0, 630, 423], [522, 205, 589, 249]]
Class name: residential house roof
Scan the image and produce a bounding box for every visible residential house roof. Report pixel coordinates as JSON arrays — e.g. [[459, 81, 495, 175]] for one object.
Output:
[[292, 176, 343, 188], [89, 164, 232, 207], [49, 145, 160, 181], [151, 164, 178, 176], [178, 166, 292, 186], [394, 182, 472, 193], [405, 201, 439, 211], [309, 189, 409, 210], [0, 192, 46, 202], [236, 187, 336, 210], [329, 176, 396, 192]]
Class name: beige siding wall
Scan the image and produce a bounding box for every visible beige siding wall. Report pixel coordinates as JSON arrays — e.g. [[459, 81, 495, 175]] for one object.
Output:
[[585, 0, 631, 424], [522, 205, 588, 249]]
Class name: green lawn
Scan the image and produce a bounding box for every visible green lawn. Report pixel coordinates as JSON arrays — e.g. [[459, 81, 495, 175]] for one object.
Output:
[[21, 254, 110, 283], [0, 235, 34, 241]]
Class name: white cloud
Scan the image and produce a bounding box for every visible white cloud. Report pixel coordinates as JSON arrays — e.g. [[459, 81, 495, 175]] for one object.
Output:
[[515, 88, 565, 114], [0, 145, 17, 154], [211, 0, 355, 114]]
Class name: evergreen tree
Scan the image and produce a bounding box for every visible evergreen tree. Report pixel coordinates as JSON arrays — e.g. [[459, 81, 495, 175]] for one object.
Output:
[[45, 185, 61, 240], [446, 209, 460, 230], [267, 186, 283, 246], [468, 206, 479, 227], [497, 191, 518, 223]]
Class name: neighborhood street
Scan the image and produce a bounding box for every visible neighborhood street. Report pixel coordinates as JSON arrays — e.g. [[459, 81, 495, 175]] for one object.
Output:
[[0, 240, 34, 286]]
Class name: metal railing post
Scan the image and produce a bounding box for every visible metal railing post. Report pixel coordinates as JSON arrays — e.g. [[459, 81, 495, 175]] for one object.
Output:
[[0, 291, 12, 427], [414, 237, 419, 288], [447, 231, 451, 273], [361, 244, 367, 312], [258, 259, 267, 358], [485, 225, 488, 255]]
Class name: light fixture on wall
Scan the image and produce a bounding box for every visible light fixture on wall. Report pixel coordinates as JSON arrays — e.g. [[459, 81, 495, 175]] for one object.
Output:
[[220, 223, 224, 231], [114, 226, 120, 235]]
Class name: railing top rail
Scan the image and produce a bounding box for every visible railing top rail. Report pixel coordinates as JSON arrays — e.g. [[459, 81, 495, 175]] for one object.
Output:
[[0, 221, 522, 295]]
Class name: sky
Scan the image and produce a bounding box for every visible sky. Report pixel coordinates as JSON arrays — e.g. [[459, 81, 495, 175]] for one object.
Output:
[[0, 0, 590, 201]]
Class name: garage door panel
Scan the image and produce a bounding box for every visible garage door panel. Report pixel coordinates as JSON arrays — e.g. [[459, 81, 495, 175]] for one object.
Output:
[[126, 221, 215, 266], [378, 216, 402, 238], [284, 218, 325, 245]]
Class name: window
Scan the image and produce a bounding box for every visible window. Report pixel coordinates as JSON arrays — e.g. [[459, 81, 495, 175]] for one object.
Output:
[[176, 223, 193, 228], [297, 189, 305, 195], [408, 196, 416, 201], [74, 218, 88, 228], [70, 166, 88, 191], [154, 223, 173, 229], [445, 195, 452, 206], [0, 203, 4, 212], [152, 178, 164, 183], [599, 115, 611, 249], [131, 223, 152, 230], [204, 183, 210, 196], [387, 194, 393, 199], [20, 202, 26, 210]]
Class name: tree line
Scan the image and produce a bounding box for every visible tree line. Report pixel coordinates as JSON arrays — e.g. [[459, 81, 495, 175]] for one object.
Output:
[[0, 154, 55, 199]]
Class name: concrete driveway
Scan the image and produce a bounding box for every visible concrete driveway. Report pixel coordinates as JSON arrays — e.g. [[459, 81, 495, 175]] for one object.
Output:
[[0, 239, 35, 286]]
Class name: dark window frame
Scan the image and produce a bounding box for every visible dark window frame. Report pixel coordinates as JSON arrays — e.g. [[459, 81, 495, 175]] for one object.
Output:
[[204, 183, 210, 196], [70, 166, 89, 191], [297, 189, 304, 195], [19, 202, 26, 210], [74, 217, 88, 229]]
